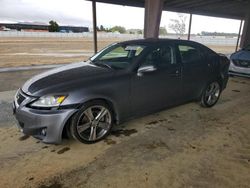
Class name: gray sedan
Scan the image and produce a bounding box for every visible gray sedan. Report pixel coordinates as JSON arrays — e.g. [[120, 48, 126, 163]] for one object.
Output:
[[13, 39, 229, 144]]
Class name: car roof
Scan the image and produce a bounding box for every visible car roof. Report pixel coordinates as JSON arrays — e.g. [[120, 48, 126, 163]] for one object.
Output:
[[118, 38, 217, 55], [119, 38, 199, 46]]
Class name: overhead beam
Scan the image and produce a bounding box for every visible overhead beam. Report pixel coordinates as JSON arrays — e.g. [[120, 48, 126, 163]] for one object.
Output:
[[144, 0, 164, 38], [167, 0, 216, 9]]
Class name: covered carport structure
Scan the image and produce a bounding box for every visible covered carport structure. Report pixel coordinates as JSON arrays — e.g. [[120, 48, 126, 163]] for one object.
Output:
[[88, 0, 250, 53]]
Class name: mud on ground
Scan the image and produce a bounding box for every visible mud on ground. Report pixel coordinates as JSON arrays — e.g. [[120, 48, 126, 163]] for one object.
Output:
[[0, 76, 249, 188]]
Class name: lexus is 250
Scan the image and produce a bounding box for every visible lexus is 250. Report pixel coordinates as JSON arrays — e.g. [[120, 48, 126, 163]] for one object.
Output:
[[13, 39, 229, 144]]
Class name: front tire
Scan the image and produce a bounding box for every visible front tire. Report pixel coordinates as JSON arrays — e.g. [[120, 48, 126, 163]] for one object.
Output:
[[201, 81, 221, 108], [70, 101, 114, 144]]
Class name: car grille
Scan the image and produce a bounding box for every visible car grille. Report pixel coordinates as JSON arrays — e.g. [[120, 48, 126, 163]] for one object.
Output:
[[16, 91, 26, 105], [233, 60, 250, 68]]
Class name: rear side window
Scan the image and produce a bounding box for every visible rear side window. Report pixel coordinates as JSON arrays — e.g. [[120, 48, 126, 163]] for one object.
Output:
[[178, 45, 202, 64]]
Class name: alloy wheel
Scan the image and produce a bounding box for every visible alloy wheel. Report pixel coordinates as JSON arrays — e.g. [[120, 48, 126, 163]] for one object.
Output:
[[76, 105, 112, 141], [204, 82, 221, 106]]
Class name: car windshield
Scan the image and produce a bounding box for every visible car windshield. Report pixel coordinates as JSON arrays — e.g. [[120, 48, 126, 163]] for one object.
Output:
[[90, 43, 145, 69]]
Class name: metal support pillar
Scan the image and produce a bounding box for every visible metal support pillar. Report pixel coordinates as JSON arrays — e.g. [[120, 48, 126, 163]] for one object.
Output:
[[235, 20, 243, 51], [240, 13, 250, 48], [144, 0, 164, 38], [92, 0, 98, 53], [187, 13, 192, 40]]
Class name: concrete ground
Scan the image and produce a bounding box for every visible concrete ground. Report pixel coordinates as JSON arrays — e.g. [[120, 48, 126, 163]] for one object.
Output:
[[0, 68, 249, 188]]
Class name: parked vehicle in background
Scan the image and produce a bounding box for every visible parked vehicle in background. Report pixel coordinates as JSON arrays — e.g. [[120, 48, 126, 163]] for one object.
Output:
[[13, 39, 230, 144], [229, 45, 250, 77]]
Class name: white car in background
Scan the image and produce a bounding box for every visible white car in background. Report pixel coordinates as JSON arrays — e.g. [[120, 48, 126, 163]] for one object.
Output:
[[229, 45, 250, 77]]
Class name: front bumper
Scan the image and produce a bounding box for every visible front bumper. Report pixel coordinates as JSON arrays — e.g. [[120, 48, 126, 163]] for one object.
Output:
[[13, 91, 77, 144], [229, 62, 250, 78]]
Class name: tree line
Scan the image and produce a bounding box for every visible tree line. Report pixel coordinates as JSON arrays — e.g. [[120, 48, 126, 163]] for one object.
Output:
[[48, 19, 237, 37], [48, 20, 168, 35]]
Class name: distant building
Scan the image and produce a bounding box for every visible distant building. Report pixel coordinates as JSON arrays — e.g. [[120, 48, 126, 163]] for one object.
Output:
[[0, 25, 12, 31], [59, 26, 89, 33], [0, 23, 89, 33]]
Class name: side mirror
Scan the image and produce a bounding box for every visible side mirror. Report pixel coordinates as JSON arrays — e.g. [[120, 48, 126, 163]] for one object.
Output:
[[137, 65, 157, 76]]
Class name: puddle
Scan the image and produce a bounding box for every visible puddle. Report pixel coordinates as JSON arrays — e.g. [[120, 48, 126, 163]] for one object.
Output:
[[170, 114, 180, 118], [104, 138, 116, 145], [167, 127, 176, 131], [18, 135, 30, 141], [232, 89, 240, 92], [57, 147, 70, 154], [111, 129, 137, 137], [232, 80, 247, 84], [145, 141, 168, 150], [147, 121, 158, 125], [147, 119, 167, 125], [38, 182, 62, 188], [28, 177, 34, 181], [188, 143, 197, 149]]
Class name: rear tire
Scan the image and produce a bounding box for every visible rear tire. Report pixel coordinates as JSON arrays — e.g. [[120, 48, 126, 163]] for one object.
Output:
[[70, 100, 114, 144], [200, 81, 221, 108]]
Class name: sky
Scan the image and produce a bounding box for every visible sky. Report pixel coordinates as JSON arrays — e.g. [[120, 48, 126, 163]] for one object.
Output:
[[0, 0, 242, 34]]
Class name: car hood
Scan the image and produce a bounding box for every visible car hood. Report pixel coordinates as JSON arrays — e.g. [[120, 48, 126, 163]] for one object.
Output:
[[231, 50, 250, 61], [22, 62, 114, 96]]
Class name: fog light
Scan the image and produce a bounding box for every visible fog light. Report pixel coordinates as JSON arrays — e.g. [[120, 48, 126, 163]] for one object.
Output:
[[41, 128, 47, 136]]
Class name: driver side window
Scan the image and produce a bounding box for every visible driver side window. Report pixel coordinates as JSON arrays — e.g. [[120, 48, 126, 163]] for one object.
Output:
[[143, 46, 176, 67]]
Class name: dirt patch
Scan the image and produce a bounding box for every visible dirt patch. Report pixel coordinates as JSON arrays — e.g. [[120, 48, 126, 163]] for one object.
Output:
[[0, 77, 250, 188], [0, 38, 236, 68], [0, 37, 121, 68]]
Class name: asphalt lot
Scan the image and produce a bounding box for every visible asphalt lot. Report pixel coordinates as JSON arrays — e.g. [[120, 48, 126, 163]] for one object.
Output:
[[0, 69, 250, 188]]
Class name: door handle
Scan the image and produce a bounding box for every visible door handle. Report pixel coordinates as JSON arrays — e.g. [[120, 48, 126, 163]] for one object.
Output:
[[170, 70, 181, 77]]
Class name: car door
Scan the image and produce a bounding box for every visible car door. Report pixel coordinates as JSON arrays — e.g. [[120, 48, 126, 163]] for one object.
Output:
[[177, 42, 208, 100], [130, 43, 182, 116]]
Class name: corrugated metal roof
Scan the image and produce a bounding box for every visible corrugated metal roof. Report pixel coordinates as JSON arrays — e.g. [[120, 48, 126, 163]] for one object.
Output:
[[87, 0, 250, 19]]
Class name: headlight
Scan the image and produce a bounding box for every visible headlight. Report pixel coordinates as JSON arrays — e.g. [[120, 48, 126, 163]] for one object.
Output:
[[30, 95, 67, 107], [232, 59, 239, 66]]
